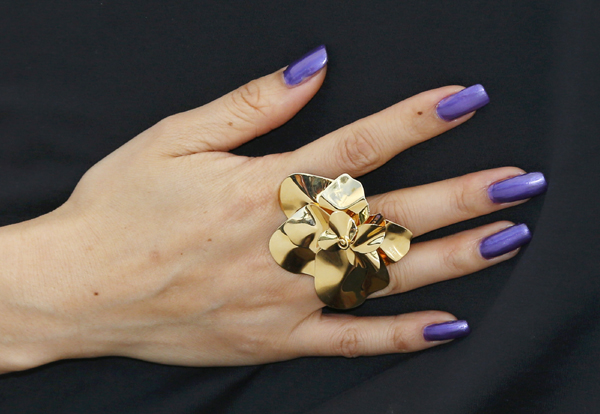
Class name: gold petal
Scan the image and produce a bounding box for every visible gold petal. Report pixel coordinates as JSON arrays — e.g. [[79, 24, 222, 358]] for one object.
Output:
[[355, 203, 370, 225], [269, 228, 316, 276], [317, 174, 368, 216], [362, 251, 390, 296], [314, 250, 368, 309], [282, 204, 329, 252], [379, 221, 413, 263], [361, 249, 381, 269], [328, 210, 357, 240], [279, 174, 333, 218], [317, 229, 339, 251], [345, 248, 357, 266], [352, 224, 386, 254]]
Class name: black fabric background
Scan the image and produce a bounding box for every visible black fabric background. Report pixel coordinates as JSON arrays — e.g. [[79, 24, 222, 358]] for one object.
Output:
[[1, 1, 599, 413]]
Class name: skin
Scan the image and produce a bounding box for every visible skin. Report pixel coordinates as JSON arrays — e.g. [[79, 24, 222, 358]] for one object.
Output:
[[0, 66, 528, 373]]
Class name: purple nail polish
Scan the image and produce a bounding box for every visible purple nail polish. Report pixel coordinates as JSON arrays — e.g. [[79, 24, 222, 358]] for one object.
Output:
[[488, 172, 548, 203], [436, 84, 490, 121], [423, 320, 470, 342], [479, 223, 532, 259], [283, 45, 328, 87]]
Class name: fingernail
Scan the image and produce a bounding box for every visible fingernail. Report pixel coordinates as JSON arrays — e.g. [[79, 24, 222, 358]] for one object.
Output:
[[283, 45, 328, 87], [479, 223, 532, 259], [488, 172, 548, 203], [424, 320, 471, 342], [436, 84, 490, 121]]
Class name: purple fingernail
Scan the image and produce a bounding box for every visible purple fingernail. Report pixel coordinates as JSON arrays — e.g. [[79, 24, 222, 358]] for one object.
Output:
[[423, 320, 470, 342], [283, 45, 328, 87], [436, 84, 490, 121], [479, 223, 532, 259], [488, 172, 548, 203]]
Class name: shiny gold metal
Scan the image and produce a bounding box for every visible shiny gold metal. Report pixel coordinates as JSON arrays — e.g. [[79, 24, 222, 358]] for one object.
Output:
[[269, 173, 413, 309]]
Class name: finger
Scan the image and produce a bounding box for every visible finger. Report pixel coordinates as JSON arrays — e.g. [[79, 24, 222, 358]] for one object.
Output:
[[289, 84, 489, 177], [368, 167, 534, 237], [156, 46, 328, 156], [372, 221, 528, 297], [292, 311, 468, 357]]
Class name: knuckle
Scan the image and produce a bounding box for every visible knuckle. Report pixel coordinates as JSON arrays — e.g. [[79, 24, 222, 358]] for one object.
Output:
[[333, 325, 362, 358], [339, 123, 383, 172], [440, 239, 471, 275], [225, 188, 269, 222], [451, 182, 476, 217], [375, 193, 410, 227], [450, 175, 482, 217], [154, 114, 185, 137], [228, 80, 270, 123], [219, 159, 284, 223], [234, 331, 269, 357], [388, 321, 411, 352]]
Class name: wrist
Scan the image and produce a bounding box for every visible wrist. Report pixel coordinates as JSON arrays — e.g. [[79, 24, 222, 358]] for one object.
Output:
[[0, 209, 109, 372]]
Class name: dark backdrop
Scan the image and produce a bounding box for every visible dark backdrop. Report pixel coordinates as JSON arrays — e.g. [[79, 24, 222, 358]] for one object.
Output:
[[1, 1, 599, 413]]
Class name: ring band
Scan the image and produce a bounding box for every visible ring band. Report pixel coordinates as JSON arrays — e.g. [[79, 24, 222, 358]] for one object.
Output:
[[269, 173, 412, 309]]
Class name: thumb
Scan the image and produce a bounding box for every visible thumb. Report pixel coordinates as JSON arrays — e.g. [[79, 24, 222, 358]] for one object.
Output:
[[159, 45, 328, 156]]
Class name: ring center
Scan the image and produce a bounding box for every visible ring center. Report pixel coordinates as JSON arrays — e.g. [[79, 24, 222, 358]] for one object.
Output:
[[338, 238, 349, 249]]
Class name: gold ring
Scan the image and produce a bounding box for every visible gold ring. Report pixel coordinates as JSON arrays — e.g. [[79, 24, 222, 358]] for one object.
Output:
[[269, 173, 412, 309]]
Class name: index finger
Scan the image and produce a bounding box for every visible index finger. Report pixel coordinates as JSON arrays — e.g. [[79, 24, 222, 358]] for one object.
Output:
[[288, 85, 489, 178]]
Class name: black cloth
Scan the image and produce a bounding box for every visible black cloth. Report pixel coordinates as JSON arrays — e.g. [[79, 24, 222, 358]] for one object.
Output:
[[1, 1, 599, 413]]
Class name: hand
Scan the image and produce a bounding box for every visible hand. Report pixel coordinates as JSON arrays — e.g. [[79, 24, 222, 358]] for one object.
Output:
[[0, 47, 545, 372]]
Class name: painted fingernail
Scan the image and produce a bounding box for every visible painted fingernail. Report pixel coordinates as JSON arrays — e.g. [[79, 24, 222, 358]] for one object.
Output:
[[488, 172, 547, 203], [283, 45, 328, 87], [436, 84, 490, 121], [479, 223, 532, 259], [424, 320, 471, 342]]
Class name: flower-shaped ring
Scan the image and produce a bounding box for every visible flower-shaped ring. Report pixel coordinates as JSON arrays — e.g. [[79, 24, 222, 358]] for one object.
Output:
[[269, 173, 412, 309]]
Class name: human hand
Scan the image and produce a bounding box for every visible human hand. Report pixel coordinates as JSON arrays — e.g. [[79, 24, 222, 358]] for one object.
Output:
[[0, 46, 546, 372]]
